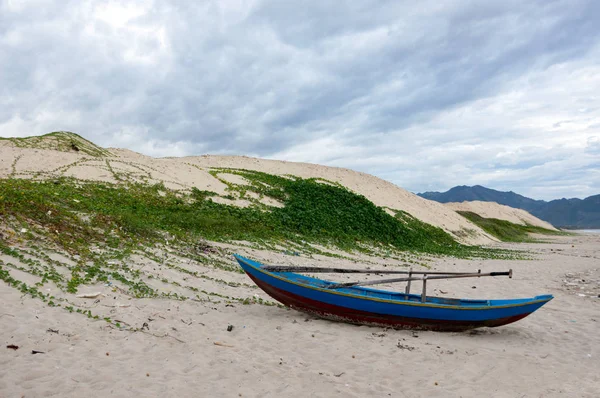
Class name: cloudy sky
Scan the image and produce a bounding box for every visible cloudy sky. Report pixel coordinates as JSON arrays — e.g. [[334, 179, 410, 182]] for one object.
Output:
[[1, 0, 599, 200]]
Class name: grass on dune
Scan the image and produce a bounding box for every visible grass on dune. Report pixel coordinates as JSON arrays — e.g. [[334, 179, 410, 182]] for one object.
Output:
[[456, 211, 570, 242], [0, 131, 112, 157], [0, 171, 513, 258], [0, 169, 532, 320]]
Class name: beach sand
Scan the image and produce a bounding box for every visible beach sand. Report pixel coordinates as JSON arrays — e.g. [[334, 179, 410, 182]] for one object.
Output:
[[1, 139, 598, 397], [2, 233, 599, 398]]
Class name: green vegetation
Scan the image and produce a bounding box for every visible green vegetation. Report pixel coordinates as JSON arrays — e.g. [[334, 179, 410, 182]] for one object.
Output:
[[0, 170, 512, 258], [3, 130, 564, 337], [0, 165, 523, 327], [0, 131, 112, 157], [457, 211, 569, 242], [207, 169, 508, 257]]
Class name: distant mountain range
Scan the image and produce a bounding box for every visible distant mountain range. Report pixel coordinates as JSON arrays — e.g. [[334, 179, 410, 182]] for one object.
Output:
[[418, 185, 600, 229]]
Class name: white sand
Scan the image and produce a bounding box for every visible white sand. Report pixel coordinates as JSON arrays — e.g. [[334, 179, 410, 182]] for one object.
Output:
[[1, 234, 599, 397], [1, 140, 599, 397]]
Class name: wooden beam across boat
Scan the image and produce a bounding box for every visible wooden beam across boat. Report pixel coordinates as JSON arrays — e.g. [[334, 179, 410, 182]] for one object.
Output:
[[262, 265, 480, 276], [326, 269, 513, 289]]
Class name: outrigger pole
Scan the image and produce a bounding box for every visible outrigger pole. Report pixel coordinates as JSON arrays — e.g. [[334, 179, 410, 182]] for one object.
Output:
[[326, 270, 513, 289], [326, 269, 513, 303], [262, 265, 482, 276]]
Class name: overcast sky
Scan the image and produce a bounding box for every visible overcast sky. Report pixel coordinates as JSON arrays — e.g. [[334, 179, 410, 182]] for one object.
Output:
[[1, 0, 599, 200]]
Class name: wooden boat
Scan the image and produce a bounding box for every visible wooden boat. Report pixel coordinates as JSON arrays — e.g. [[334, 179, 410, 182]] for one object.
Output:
[[234, 254, 553, 331]]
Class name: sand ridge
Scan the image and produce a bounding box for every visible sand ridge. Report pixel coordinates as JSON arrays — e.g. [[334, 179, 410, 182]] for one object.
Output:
[[0, 144, 499, 245]]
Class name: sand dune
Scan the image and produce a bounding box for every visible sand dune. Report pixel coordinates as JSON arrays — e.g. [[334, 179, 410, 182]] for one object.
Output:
[[1, 136, 599, 397], [446, 201, 557, 230], [1, 143, 498, 245]]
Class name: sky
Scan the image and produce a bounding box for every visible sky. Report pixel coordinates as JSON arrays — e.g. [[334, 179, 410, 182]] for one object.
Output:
[[1, 0, 599, 200]]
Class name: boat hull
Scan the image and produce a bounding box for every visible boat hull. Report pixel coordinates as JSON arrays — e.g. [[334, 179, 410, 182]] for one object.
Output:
[[235, 255, 553, 331]]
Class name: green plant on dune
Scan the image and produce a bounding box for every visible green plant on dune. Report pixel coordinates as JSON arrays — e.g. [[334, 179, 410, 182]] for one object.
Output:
[[456, 211, 570, 242], [0, 131, 112, 157], [0, 162, 541, 328], [1, 172, 515, 259]]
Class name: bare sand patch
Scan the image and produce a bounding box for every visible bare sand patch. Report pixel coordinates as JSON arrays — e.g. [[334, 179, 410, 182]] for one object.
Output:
[[1, 234, 598, 397]]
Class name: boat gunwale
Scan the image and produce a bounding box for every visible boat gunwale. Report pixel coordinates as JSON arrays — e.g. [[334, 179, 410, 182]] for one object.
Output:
[[234, 255, 553, 311]]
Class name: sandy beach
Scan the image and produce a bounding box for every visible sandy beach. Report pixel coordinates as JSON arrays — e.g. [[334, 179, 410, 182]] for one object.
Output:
[[2, 0, 599, 395], [1, 138, 599, 397], [2, 232, 599, 397]]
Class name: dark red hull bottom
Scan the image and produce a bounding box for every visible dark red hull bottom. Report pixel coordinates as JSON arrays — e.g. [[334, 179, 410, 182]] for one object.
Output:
[[249, 275, 531, 331]]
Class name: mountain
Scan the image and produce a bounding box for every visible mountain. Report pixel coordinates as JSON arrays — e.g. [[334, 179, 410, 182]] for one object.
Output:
[[418, 186, 600, 229]]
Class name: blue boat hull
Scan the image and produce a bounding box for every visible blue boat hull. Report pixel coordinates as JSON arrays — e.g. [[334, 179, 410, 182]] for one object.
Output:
[[234, 255, 553, 331]]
